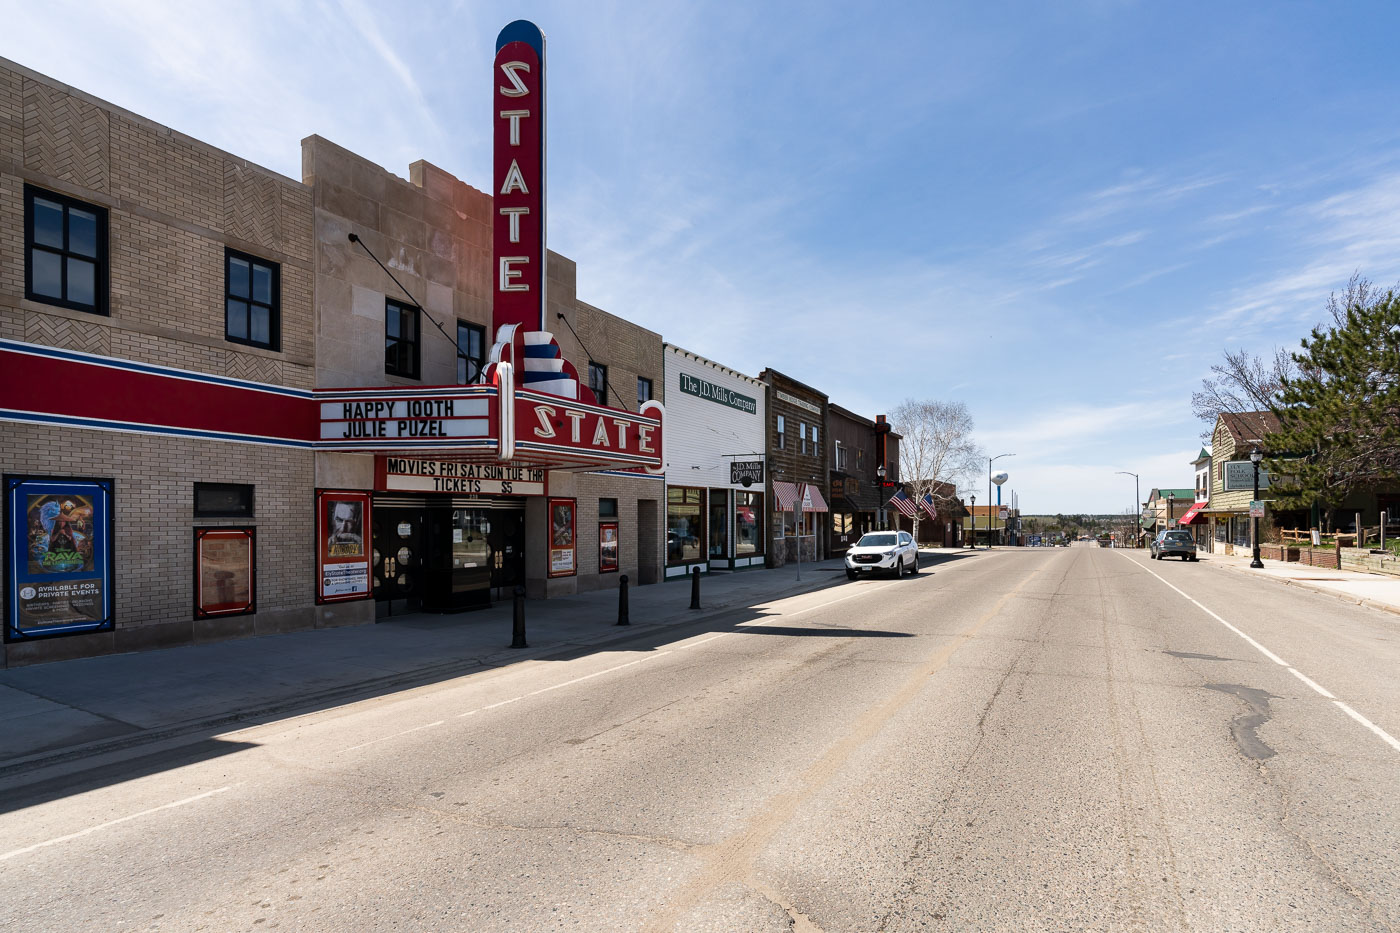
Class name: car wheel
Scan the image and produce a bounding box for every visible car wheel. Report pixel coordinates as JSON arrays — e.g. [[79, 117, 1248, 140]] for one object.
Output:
[[846, 569, 857, 580], [910, 554, 919, 574]]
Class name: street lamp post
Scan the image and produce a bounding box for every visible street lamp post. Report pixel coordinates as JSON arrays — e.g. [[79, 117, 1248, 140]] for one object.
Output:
[[969, 493, 976, 548], [1116, 471, 1140, 549], [1250, 446, 1264, 568], [988, 453, 1015, 549], [876, 464, 887, 531], [1168, 492, 1175, 530]]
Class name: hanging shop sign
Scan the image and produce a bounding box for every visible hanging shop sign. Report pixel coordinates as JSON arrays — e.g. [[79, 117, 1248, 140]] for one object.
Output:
[[549, 498, 576, 577], [493, 20, 547, 336], [377, 457, 546, 496], [599, 521, 619, 574], [194, 527, 255, 619], [678, 373, 757, 414], [1224, 461, 1271, 492], [730, 460, 764, 487], [317, 489, 372, 603], [5, 475, 115, 640]]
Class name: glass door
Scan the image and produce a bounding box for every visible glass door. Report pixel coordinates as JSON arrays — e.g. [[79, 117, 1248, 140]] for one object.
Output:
[[372, 507, 423, 616], [709, 489, 728, 564]]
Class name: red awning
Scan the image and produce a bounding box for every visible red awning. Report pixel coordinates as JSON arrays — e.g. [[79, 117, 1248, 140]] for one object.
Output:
[[1179, 502, 1208, 525], [772, 481, 829, 513]]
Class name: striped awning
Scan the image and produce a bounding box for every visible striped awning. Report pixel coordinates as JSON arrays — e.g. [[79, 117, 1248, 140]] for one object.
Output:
[[773, 481, 829, 513]]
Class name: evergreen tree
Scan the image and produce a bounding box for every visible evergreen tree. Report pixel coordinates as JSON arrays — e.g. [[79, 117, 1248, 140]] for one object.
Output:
[[1269, 291, 1400, 514]]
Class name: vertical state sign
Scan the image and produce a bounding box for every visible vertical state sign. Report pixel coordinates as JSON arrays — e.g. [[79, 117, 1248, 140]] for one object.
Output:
[[493, 20, 546, 337]]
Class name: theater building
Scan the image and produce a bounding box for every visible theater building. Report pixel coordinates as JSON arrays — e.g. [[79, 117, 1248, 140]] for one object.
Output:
[[2, 25, 668, 664], [661, 344, 766, 578], [306, 132, 665, 612], [760, 369, 829, 565]]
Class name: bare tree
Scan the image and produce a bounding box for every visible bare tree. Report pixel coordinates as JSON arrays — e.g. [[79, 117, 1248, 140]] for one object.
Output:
[[1190, 347, 1296, 440], [890, 399, 984, 541]]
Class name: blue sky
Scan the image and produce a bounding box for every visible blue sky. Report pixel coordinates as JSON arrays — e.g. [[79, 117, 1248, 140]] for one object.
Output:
[[6, 1, 1400, 512]]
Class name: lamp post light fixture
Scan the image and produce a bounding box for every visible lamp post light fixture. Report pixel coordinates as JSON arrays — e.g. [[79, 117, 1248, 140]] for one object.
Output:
[[1250, 446, 1264, 568], [1116, 470, 1140, 549], [876, 464, 887, 531], [988, 453, 1015, 549]]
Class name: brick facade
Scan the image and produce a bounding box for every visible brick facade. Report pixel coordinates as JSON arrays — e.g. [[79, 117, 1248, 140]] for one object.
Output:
[[1, 59, 316, 665]]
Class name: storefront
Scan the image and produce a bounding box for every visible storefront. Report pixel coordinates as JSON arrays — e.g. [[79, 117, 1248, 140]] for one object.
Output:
[[662, 345, 767, 578], [761, 369, 830, 565]]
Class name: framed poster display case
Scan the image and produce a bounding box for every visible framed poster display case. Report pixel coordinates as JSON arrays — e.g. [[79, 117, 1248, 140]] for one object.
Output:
[[549, 497, 576, 577], [194, 526, 255, 619], [317, 489, 373, 603]]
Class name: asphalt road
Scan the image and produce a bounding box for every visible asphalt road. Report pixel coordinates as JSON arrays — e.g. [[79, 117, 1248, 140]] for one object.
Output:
[[3, 543, 1399, 931]]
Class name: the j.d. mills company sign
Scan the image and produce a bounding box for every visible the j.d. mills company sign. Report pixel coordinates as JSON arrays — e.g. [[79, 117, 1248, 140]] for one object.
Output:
[[678, 373, 757, 414]]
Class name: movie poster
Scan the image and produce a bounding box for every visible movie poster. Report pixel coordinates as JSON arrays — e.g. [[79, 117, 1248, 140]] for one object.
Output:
[[6, 476, 114, 639], [317, 490, 372, 602], [549, 498, 575, 577], [195, 527, 255, 618], [599, 521, 619, 573]]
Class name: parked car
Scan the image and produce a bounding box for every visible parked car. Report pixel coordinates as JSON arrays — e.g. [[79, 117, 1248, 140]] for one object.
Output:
[[845, 531, 918, 579], [1151, 529, 1198, 561]]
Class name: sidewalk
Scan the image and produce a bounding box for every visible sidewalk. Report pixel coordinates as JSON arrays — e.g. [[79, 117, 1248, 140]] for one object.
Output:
[[0, 551, 975, 777], [1196, 548, 1400, 617]]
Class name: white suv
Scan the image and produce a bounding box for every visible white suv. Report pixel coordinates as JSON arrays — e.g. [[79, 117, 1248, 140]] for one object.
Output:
[[845, 531, 919, 579]]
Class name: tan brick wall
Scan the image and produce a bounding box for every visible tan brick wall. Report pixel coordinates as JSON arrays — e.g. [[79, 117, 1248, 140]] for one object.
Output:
[[0, 58, 313, 389], [1, 422, 316, 666]]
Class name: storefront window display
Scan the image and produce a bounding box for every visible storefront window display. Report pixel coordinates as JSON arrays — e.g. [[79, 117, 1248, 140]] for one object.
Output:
[[194, 527, 255, 619], [5, 475, 114, 640], [667, 487, 704, 564], [735, 492, 762, 556]]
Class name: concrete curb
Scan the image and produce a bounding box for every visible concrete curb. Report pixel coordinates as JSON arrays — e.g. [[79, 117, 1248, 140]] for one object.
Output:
[[1205, 556, 1400, 620], [0, 567, 856, 780]]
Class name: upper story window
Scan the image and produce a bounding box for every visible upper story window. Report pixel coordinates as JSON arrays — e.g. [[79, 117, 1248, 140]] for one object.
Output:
[[799, 422, 808, 455], [812, 425, 819, 453], [457, 320, 486, 384], [385, 299, 420, 379], [637, 376, 653, 407], [225, 248, 280, 350], [856, 448, 865, 472], [776, 414, 786, 450], [588, 362, 608, 406], [835, 440, 847, 471], [25, 185, 108, 315]]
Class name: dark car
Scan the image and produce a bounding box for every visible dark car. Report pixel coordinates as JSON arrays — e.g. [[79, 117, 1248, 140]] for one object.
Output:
[[1151, 529, 1197, 561]]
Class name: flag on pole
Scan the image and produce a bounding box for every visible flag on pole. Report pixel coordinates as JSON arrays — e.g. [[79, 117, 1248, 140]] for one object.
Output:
[[888, 489, 918, 518], [918, 493, 939, 520]]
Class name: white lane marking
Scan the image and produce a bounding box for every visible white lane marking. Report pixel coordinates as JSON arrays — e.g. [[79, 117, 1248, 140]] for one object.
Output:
[[341, 719, 443, 752], [0, 786, 233, 862], [1122, 553, 1400, 756], [1287, 668, 1335, 699], [1335, 701, 1400, 754], [1127, 555, 1289, 665]]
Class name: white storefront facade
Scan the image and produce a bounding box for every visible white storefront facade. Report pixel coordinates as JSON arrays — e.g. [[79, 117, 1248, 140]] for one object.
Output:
[[662, 345, 768, 578]]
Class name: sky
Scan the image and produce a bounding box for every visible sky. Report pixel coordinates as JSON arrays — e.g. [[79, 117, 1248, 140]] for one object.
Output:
[[6, 0, 1400, 512]]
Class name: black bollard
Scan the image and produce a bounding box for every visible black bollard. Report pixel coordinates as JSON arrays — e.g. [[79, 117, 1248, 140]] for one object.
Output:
[[690, 566, 701, 610], [616, 574, 630, 625], [510, 585, 528, 649]]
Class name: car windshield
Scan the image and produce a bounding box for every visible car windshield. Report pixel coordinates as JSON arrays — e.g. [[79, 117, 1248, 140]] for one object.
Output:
[[1164, 532, 1192, 543], [856, 533, 897, 547]]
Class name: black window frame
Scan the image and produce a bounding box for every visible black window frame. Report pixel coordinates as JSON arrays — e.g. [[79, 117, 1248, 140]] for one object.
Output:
[[224, 247, 281, 351], [588, 362, 608, 406], [776, 414, 786, 450], [25, 184, 109, 315], [598, 497, 618, 519], [193, 482, 255, 518], [385, 298, 421, 380], [457, 319, 487, 384], [637, 376, 653, 407]]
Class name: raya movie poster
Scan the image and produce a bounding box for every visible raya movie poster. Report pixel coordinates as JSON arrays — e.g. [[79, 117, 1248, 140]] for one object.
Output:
[[6, 476, 114, 639]]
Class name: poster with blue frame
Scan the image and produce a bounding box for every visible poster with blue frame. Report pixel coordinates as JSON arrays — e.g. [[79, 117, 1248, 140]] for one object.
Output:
[[5, 475, 115, 640]]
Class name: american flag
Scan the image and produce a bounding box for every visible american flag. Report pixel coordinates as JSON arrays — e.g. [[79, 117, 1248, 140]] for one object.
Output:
[[919, 493, 939, 520], [888, 489, 918, 518]]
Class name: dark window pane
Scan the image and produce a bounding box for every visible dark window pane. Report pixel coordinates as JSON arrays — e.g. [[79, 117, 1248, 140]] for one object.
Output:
[[32, 249, 62, 297], [227, 298, 248, 339], [386, 308, 400, 338], [386, 338, 397, 370], [250, 305, 271, 345], [68, 208, 98, 257], [228, 257, 249, 298], [66, 257, 95, 305], [252, 263, 272, 304], [33, 198, 64, 248], [402, 310, 416, 340]]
